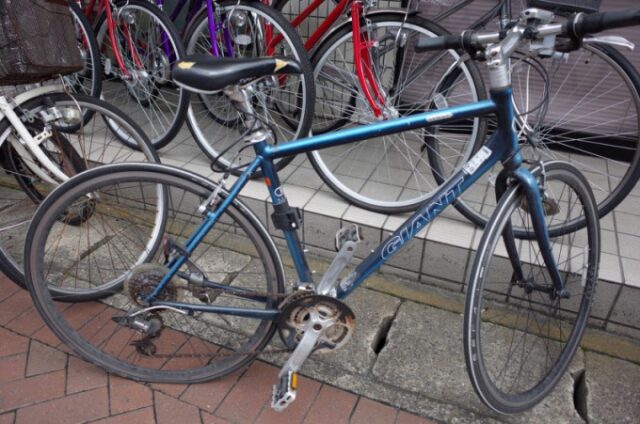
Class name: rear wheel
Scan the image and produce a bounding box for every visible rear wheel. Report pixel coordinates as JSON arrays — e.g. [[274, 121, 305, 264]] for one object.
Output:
[[464, 162, 600, 413], [24, 164, 285, 382]]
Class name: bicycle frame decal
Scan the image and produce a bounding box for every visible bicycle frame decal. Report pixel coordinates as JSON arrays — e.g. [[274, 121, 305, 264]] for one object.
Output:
[[381, 175, 465, 260]]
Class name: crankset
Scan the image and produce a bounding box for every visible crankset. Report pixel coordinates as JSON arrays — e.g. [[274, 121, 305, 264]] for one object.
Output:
[[272, 292, 355, 412]]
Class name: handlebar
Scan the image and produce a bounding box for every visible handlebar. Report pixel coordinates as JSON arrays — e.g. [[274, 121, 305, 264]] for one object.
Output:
[[568, 8, 640, 38], [415, 8, 640, 53]]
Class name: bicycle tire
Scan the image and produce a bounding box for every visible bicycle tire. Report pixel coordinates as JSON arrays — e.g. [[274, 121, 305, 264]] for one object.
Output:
[[183, 0, 315, 176], [307, 13, 488, 213], [453, 42, 640, 231], [24, 163, 285, 383], [94, 0, 190, 150], [0, 92, 158, 291], [464, 161, 600, 413], [67, 2, 102, 99]]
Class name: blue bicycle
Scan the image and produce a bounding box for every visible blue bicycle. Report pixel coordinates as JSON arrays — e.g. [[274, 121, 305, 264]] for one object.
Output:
[[24, 7, 639, 414]]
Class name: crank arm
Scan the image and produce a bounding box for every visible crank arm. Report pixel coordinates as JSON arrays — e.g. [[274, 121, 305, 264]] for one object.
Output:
[[316, 225, 362, 296], [272, 310, 331, 411]]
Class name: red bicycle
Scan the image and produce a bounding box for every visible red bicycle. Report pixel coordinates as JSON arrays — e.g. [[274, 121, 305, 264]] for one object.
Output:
[[74, 0, 189, 149]]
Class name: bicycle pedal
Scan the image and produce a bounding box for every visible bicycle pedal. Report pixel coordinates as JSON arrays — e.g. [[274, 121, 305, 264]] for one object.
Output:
[[271, 371, 298, 412], [335, 224, 362, 252]]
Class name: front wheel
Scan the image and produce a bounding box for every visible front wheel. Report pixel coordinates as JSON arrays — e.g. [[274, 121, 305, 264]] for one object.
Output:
[[95, 0, 189, 149], [24, 163, 285, 383], [464, 161, 600, 413], [308, 13, 487, 213]]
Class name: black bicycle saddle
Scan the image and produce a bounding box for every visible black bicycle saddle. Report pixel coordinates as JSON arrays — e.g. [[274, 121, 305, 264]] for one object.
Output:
[[172, 55, 302, 93]]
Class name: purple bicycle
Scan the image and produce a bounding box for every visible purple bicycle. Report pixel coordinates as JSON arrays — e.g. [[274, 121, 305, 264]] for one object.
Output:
[[157, 0, 315, 174]]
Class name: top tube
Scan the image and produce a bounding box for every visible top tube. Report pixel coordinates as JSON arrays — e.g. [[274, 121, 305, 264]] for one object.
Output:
[[264, 99, 496, 159]]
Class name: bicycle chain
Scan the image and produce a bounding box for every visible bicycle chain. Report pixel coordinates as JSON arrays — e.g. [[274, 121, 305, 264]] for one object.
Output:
[[127, 278, 295, 360]]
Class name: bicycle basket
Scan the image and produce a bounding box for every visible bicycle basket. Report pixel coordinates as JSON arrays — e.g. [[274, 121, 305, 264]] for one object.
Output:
[[0, 0, 83, 85], [526, 0, 601, 14]]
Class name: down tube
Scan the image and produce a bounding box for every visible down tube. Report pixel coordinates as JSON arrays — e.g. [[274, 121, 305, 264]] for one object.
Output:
[[335, 133, 506, 299]]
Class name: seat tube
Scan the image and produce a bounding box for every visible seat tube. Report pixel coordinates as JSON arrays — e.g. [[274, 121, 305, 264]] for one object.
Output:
[[252, 141, 313, 284]]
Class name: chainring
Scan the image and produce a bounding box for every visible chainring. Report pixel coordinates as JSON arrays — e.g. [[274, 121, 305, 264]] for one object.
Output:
[[278, 292, 355, 354]]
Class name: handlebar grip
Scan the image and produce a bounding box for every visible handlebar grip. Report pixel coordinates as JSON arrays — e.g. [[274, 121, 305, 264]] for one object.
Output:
[[415, 34, 463, 52], [569, 8, 640, 38]]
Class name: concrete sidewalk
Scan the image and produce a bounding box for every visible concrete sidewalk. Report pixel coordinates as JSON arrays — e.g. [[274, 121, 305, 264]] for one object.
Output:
[[2, 259, 640, 424]]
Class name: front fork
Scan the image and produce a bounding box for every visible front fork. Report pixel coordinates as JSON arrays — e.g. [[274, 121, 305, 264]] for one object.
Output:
[[495, 166, 568, 299], [350, 1, 386, 118]]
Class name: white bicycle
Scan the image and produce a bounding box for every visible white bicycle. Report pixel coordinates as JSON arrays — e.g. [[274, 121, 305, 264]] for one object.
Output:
[[0, 84, 159, 291]]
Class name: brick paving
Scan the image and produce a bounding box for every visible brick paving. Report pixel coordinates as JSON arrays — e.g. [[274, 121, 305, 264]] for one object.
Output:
[[0, 273, 436, 424]]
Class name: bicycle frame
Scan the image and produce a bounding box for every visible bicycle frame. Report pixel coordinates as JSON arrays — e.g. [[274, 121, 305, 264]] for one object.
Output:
[[144, 84, 567, 319], [0, 85, 73, 185]]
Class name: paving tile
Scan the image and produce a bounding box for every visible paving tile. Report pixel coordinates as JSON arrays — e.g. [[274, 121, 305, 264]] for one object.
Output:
[[0, 352, 26, 384], [421, 241, 469, 284], [150, 383, 188, 399], [179, 370, 241, 413], [109, 375, 153, 415], [608, 285, 640, 330], [30, 325, 62, 349], [215, 361, 278, 423], [255, 375, 321, 424], [25, 340, 67, 377], [0, 274, 20, 303], [622, 257, 640, 289], [154, 391, 201, 424], [426, 217, 476, 249], [90, 406, 155, 424], [343, 205, 388, 228], [66, 356, 108, 395], [305, 190, 349, 219], [303, 385, 358, 424], [395, 410, 438, 424], [4, 306, 46, 337], [303, 211, 341, 251], [201, 411, 233, 424], [0, 290, 32, 326], [0, 412, 15, 424], [15, 386, 109, 424], [584, 352, 640, 424], [351, 397, 398, 424], [0, 327, 29, 358], [284, 166, 325, 191], [0, 370, 66, 413]]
